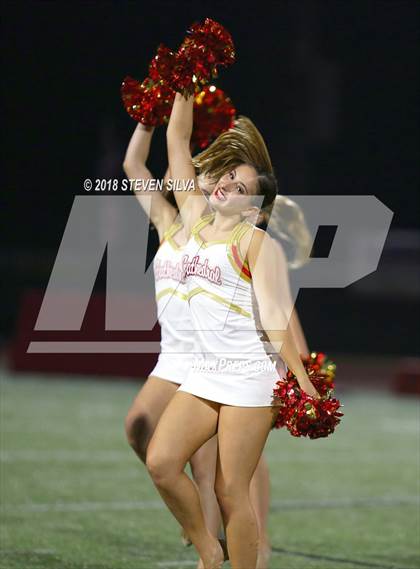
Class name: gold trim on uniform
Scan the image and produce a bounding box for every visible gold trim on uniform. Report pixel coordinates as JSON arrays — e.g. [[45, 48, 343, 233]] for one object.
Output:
[[188, 286, 251, 318], [227, 222, 253, 283], [192, 212, 232, 248], [156, 287, 189, 302], [160, 221, 184, 251]]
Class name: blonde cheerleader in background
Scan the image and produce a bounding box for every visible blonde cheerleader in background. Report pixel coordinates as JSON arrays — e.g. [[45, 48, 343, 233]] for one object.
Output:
[[123, 117, 311, 567], [145, 93, 320, 568]]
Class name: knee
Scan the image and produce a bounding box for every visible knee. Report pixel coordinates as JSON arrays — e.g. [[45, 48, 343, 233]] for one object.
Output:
[[146, 448, 179, 488], [124, 410, 148, 463], [190, 461, 215, 490], [214, 478, 245, 514]]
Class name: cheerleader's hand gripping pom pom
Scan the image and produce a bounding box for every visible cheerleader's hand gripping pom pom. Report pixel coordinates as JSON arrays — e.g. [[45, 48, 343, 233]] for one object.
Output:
[[272, 351, 343, 439], [121, 22, 235, 128], [122, 76, 236, 141]]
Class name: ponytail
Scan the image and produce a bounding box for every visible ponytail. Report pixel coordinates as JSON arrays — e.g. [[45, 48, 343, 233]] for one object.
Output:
[[193, 116, 311, 269], [192, 116, 273, 181], [262, 195, 312, 269]]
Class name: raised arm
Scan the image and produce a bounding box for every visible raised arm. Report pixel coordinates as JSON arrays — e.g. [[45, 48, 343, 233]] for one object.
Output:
[[123, 123, 177, 240], [166, 93, 209, 234], [247, 230, 320, 399]]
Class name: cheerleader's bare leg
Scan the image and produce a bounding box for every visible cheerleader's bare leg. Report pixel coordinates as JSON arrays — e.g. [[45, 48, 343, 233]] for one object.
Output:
[[147, 392, 224, 569], [215, 405, 277, 569], [250, 455, 272, 568], [124, 376, 179, 463], [190, 436, 223, 538]]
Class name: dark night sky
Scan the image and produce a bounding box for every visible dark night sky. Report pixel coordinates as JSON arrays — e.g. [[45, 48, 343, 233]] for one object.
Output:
[[3, 1, 418, 245]]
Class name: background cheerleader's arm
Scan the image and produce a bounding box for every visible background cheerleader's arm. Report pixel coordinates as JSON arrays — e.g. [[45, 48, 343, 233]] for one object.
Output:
[[290, 311, 310, 358], [123, 123, 178, 241], [272, 240, 310, 358], [247, 230, 320, 399], [166, 93, 209, 234]]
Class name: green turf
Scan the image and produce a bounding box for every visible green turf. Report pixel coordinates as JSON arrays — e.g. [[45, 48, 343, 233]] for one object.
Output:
[[0, 371, 419, 569]]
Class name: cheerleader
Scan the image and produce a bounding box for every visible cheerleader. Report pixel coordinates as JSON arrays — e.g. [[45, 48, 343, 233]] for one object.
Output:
[[194, 119, 312, 568], [123, 123, 222, 545], [145, 93, 320, 569], [123, 118, 310, 567]]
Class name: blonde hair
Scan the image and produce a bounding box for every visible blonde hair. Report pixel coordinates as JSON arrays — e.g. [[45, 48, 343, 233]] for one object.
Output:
[[193, 116, 273, 179], [265, 196, 312, 269], [192, 116, 311, 269]]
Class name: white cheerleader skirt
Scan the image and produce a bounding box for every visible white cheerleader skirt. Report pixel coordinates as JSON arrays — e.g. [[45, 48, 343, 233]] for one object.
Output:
[[177, 355, 288, 407], [148, 353, 193, 386]]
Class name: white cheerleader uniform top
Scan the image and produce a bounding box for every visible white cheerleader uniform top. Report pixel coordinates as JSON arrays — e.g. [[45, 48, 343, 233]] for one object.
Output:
[[148, 221, 195, 385], [178, 212, 288, 406]]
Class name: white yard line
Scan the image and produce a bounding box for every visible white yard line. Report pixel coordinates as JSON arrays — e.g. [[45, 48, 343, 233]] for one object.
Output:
[[1, 495, 418, 514], [0, 450, 130, 462], [1, 449, 418, 463], [1, 500, 164, 513]]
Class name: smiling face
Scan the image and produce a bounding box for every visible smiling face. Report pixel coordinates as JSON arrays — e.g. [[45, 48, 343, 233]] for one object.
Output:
[[209, 164, 262, 217]]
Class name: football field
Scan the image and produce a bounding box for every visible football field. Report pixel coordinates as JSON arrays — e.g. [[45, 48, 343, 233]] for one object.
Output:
[[1, 372, 419, 569]]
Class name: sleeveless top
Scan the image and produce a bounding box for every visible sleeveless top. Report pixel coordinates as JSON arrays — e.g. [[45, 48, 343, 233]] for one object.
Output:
[[181, 212, 279, 367], [152, 221, 193, 356]]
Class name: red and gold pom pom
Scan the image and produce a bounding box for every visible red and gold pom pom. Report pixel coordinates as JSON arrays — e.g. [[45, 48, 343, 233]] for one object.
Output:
[[182, 18, 235, 69], [121, 19, 235, 123], [148, 43, 189, 93], [173, 18, 236, 95], [302, 351, 337, 382], [288, 395, 343, 439], [272, 352, 343, 439], [192, 86, 236, 149], [121, 75, 175, 127]]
